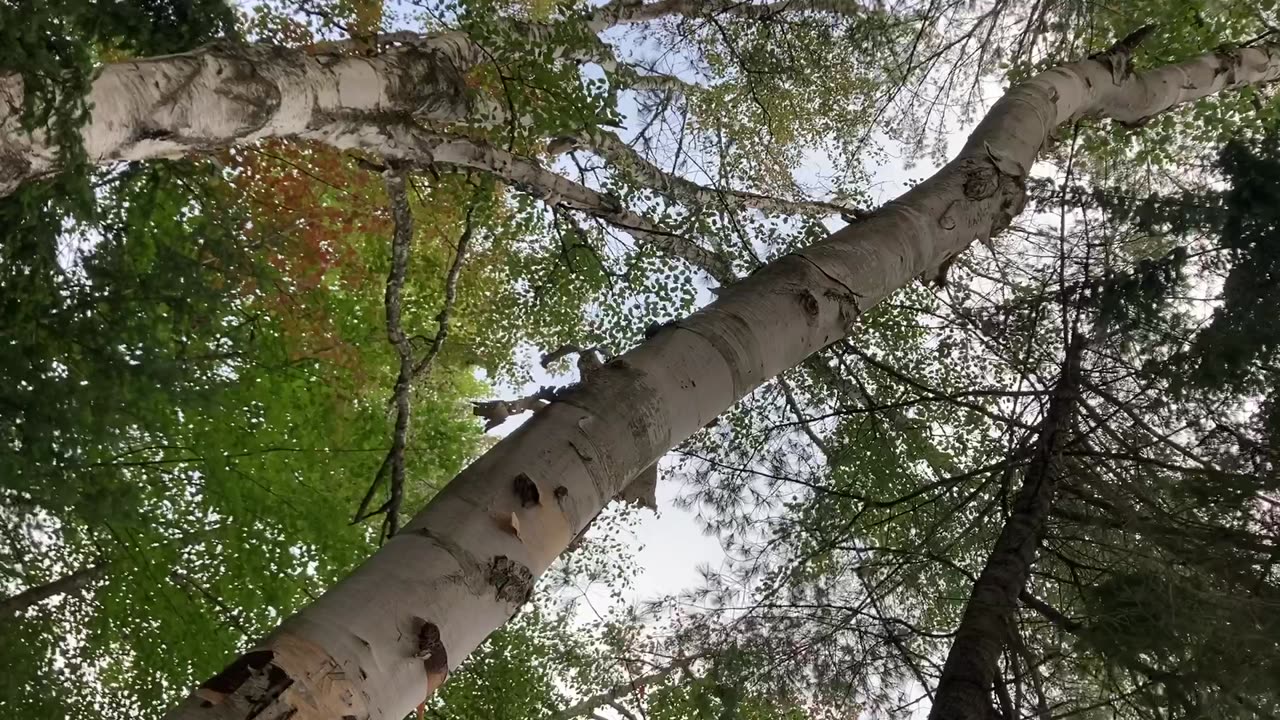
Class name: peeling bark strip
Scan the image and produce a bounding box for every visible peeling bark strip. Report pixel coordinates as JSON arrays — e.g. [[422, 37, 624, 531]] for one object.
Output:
[[0, 35, 477, 194], [927, 339, 1083, 720], [161, 40, 1280, 720]]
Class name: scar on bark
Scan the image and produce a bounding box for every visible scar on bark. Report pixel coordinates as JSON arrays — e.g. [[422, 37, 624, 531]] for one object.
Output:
[[196, 649, 292, 707], [798, 289, 820, 322], [488, 556, 534, 604], [513, 473, 540, 507], [415, 619, 449, 709], [415, 620, 449, 674]]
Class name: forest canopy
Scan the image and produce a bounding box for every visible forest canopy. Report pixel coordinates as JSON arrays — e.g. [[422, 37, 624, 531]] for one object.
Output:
[[1, 1, 1278, 720]]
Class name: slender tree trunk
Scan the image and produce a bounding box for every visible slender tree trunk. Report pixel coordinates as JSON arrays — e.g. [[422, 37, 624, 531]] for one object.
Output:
[[77, 34, 1272, 720], [0, 563, 106, 617], [927, 340, 1083, 720]]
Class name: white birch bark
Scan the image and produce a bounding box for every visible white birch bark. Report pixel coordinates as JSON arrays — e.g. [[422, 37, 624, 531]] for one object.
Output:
[[589, 0, 870, 29], [145, 39, 1280, 720], [419, 132, 734, 279], [0, 40, 731, 279], [555, 128, 860, 218], [0, 36, 478, 195]]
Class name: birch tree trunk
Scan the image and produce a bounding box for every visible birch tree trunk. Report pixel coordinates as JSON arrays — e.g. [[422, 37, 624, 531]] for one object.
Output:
[[0, 36, 477, 195], [110, 36, 1276, 720], [927, 340, 1083, 720]]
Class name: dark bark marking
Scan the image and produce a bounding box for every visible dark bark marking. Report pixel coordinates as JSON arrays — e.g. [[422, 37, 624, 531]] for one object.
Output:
[[513, 473, 541, 507], [392, 46, 473, 121], [134, 126, 175, 143], [488, 556, 534, 605], [963, 165, 1000, 200], [195, 648, 294, 719], [797, 289, 820, 324], [415, 620, 449, 675], [990, 175, 1028, 237], [211, 53, 285, 136], [644, 319, 676, 339], [200, 649, 276, 697]]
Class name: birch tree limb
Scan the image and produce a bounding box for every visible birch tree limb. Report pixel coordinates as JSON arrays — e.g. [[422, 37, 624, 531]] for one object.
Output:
[[589, 0, 871, 28], [547, 653, 707, 720], [0, 563, 106, 618], [0, 37, 478, 195], [553, 128, 862, 218], [161, 38, 1280, 720], [411, 131, 734, 280]]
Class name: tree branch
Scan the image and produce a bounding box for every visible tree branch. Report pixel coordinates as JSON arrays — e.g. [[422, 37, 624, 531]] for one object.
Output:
[[353, 169, 416, 538], [548, 653, 707, 720], [589, 0, 870, 28], [411, 197, 476, 380], [552, 128, 864, 218], [0, 562, 106, 618], [397, 129, 734, 281]]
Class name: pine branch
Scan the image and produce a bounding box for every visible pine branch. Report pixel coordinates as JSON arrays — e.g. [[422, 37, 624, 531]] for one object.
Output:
[[547, 653, 708, 720]]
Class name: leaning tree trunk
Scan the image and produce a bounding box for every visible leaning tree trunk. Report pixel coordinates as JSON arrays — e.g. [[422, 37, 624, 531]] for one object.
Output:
[[53, 34, 1266, 720], [927, 340, 1083, 720], [0, 36, 477, 195]]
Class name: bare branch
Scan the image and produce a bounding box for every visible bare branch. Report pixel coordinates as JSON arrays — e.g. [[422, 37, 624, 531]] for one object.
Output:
[[353, 169, 416, 538], [590, 0, 870, 28], [0, 563, 106, 618], [396, 128, 734, 281], [553, 128, 865, 218]]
